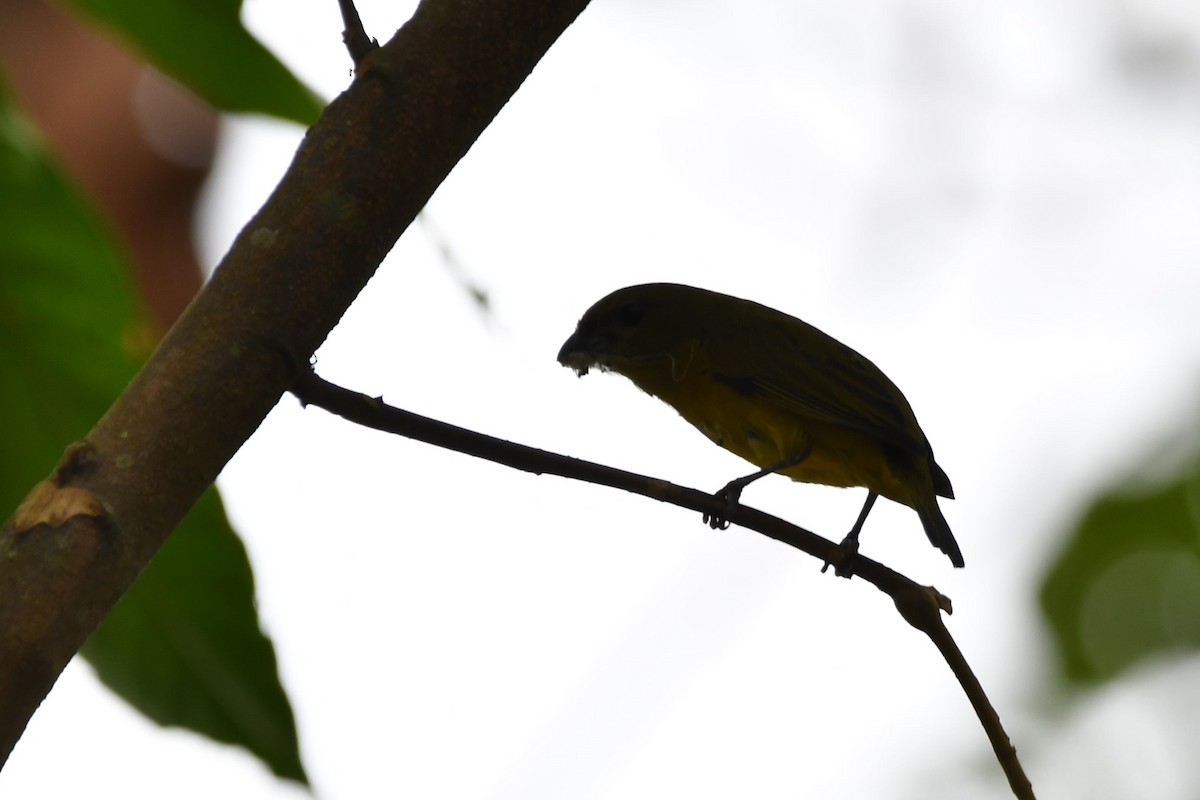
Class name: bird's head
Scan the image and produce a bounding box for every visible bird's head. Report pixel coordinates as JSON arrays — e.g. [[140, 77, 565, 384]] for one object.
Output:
[[557, 283, 705, 381]]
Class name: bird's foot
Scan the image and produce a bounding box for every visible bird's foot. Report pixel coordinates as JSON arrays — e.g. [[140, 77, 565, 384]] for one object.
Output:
[[702, 480, 746, 530], [821, 531, 861, 578]]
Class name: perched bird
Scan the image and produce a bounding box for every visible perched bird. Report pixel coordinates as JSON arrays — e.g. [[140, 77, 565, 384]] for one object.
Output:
[[557, 283, 963, 568]]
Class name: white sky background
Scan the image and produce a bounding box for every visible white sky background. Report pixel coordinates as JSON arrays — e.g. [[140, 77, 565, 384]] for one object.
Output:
[[6, 0, 1200, 797]]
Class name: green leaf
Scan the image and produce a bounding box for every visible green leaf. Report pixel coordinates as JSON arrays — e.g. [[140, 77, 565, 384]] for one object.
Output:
[[82, 490, 308, 784], [55, 0, 324, 125], [0, 84, 141, 503], [1039, 460, 1200, 684], [0, 81, 307, 782]]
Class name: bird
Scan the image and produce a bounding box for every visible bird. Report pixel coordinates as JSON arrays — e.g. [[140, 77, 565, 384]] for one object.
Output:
[[557, 283, 963, 568]]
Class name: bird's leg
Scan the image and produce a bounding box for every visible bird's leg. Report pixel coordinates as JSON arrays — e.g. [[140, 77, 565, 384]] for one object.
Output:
[[704, 444, 813, 530], [822, 490, 878, 577]]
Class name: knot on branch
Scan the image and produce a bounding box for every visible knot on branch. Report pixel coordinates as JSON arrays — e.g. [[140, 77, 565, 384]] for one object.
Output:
[[891, 582, 953, 633]]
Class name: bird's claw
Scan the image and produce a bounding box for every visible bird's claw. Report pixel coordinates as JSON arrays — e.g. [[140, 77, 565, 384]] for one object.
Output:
[[820, 531, 861, 578], [703, 481, 745, 530]]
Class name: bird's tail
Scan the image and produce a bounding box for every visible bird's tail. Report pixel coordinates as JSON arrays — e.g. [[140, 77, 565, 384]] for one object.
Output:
[[917, 499, 964, 568]]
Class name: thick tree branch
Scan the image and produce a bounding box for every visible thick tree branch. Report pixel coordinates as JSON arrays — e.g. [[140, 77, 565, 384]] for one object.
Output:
[[291, 369, 1036, 799], [0, 0, 591, 766]]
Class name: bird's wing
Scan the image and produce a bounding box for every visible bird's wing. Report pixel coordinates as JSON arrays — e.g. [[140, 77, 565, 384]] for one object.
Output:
[[709, 319, 927, 457]]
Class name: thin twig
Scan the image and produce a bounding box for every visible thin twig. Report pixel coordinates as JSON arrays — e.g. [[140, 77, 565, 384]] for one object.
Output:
[[337, 0, 378, 66], [895, 589, 1036, 800], [292, 369, 877, 573], [292, 368, 1035, 799]]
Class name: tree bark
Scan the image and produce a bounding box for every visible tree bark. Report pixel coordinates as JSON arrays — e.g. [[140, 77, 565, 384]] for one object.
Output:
[[0, 0, 592, 766]]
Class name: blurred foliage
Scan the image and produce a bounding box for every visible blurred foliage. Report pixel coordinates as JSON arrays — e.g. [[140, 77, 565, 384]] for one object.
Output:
[[1040, 457, 1200, 684], [55, 0, 325, 124], [0, 76, 306, 782]]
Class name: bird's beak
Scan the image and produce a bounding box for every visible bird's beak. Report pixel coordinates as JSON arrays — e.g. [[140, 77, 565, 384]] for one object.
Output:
[[557, 329, 601, 376], [556, 326, 614, 376]]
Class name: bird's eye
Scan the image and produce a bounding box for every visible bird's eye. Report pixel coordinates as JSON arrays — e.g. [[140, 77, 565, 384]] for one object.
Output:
[[618, 303, 644, 326]]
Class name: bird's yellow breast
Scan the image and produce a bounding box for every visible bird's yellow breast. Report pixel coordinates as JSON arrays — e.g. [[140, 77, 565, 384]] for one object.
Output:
[[617, 350, 916, 505]]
